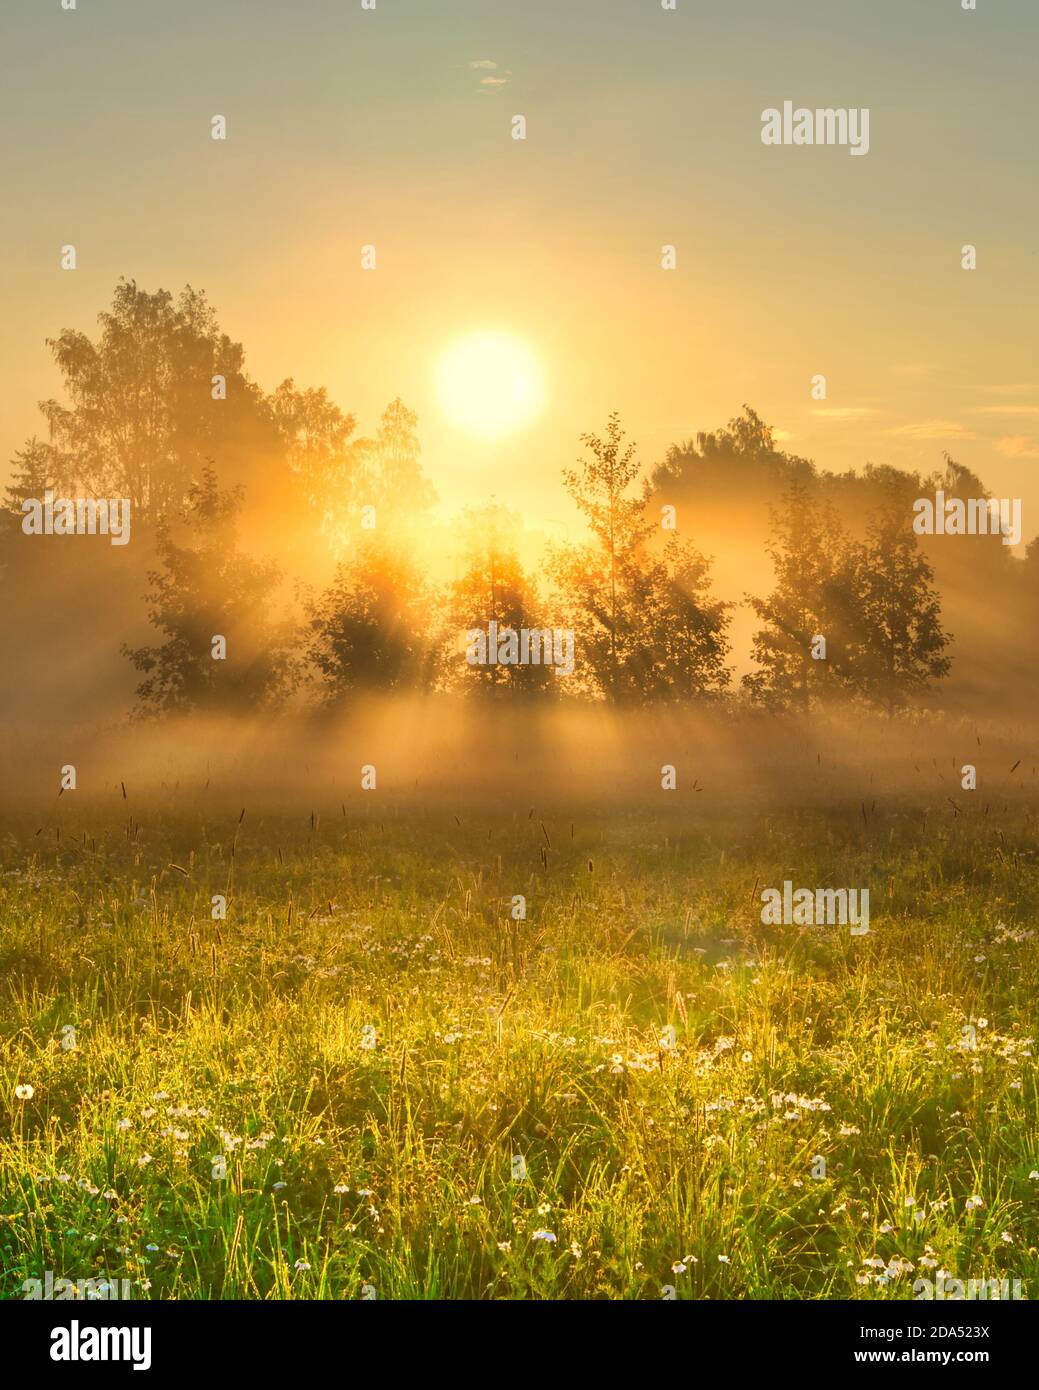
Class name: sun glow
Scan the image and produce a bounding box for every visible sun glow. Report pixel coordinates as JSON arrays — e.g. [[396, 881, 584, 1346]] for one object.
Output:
[[435, 331, 544, 440]]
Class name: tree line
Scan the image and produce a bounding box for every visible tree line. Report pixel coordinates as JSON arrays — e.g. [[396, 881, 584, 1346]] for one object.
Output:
[[4, 280, 1035, 720]]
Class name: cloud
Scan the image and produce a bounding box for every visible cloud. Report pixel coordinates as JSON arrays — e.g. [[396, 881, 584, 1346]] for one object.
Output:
[[470, 58, 510, 91], [997, 435, 1039, 459], [810, 407, 876, 421], [883, 420, 976, 442], [974, 405, 1039, 416]]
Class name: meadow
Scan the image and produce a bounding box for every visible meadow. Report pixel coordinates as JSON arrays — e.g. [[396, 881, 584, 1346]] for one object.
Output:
[[2, 752, 1038, 1300]]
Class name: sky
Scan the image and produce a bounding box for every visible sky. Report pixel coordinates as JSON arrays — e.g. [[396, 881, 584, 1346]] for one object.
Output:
[[2, 0, 1037, 541]]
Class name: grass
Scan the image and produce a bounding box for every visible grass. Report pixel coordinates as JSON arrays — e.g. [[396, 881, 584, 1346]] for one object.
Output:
[[1, 793, 1037, 1300]]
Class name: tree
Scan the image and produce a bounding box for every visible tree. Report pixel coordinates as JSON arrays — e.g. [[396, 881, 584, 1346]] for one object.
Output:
[[3, 438, 56, 514], [552, 413, 731, 702], [637, 537, 732, 700], [745, 481, 952, 713], [842, 489, 952, 713], [743, 481, 850, 709], [367, 398, 437, 520], [122, 466, 293, 714], [304, 538, 444, 702], [649, 405, 816, 495], [40, 279, 283, 519], [270, 392, 436, 554], [270, 378, 368, 545], [448, 503, 553, 696], [1, 439, 56, 549], [551, 413, 654, 701]]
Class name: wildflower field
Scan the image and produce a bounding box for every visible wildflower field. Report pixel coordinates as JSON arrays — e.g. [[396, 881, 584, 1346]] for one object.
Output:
[[2, 790, 1037, 1301]]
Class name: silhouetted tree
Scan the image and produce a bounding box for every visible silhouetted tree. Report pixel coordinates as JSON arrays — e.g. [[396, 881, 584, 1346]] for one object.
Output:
[[553, 414, 731, 702], [271, 393, 436, 554], [448, 503, 553, 696], [122, 466, 293, 714], [1, 439, 56, 553], [842, 488, 952, 713], [305, 538, 444, 701], [649, 406, 816, 497], [551, 414, 653, 701], [746, 480, 952, 712], [40, 280, 284, 519], [638, 538, 733, 699], [743, 481, 850, 709], [3, 439, 56, 514], [270, 378, 367, 544], [367, 399, 437, 520]]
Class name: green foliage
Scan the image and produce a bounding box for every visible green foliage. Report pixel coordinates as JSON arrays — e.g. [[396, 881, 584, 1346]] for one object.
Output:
[[744, 482, 851, 710], [844, 489, 952, 713], [2, 797, 1036, 1300], [0, 274, 997, 717], [552, 414, 732, 703], [305, 539, 446, 702], [448, 503, 553, 696], [40, 280, 280, 517], [745, 482, 951, 713], [122, 467, 294, 715]]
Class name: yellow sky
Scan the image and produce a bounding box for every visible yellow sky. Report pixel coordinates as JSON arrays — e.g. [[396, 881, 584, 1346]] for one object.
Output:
[[3, 0, 1036, 541]]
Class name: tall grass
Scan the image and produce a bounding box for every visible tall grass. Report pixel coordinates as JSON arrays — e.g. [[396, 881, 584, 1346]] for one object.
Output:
[[2, 799, 1036, 1299]]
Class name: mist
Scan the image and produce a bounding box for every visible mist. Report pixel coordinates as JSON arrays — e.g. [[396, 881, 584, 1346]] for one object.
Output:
[[5, 701, 1037, 822]]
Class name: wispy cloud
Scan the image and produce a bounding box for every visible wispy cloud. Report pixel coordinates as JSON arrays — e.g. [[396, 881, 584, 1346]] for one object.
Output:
[[470, 58, 510, 91], [974, 405, 1039, 416], [884, 420, 976, 442], [997, 435, 1039, 459]]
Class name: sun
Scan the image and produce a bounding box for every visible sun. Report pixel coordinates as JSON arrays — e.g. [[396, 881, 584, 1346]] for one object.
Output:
[[435, 331, 544, 440]]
